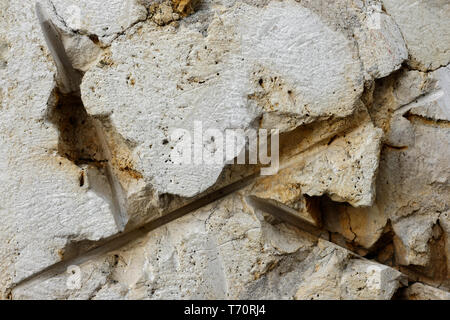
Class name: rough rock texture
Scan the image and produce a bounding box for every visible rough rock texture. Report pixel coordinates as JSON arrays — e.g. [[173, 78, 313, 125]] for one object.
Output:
[[401, 283, 450, 300], [253, 109, 382, 208], [50, 0, 148, 45], [381, 0, 450, 71], [298, 0, 408, 80], [80, 0, 365, 200], [375, 67, 450, 271], [1, 0, 449, 300], [11, 191, 406, 300], [0, 0, 120, 297]]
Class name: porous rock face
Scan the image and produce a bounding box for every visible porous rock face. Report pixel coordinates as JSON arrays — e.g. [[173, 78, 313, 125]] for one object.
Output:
[[0, 0, 449, 300]]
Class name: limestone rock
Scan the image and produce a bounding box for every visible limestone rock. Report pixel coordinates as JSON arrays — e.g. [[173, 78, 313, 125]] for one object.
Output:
[[80, 0, 365, 200], [250, 179, 321, 227], [298, 0, 408, 80], [2, 0, 449, 301], [322, 199, 387, 249], [35, 1, 104, 72], [0, 0, 120, 298], [368, 68, 434, 141], [407, 65, 450, 122], [294, 247, 404, 300], [172, 0, 200, 16], [279, 112, 382, 207], [149, 1, 180, 26], [404, 283, 450, 300], [382, 0, 450, 71], [49, 0, 148, 46], [12, 191, 405, 300], [376, 66, 450, 269]]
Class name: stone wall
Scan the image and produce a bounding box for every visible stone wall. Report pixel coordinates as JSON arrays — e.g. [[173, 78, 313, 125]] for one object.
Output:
[[0, 0, 448, 300]]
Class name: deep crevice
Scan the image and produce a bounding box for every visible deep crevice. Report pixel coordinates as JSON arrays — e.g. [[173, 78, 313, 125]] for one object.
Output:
[[46, 89, 106, 166], [45, 87, 128, 231], [37, 2, 128, 232], [403, 111, 450, 127]]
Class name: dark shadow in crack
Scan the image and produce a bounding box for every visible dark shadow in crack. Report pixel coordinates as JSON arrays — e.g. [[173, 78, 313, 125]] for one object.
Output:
[[45, 88, 127, 231], [46, 89, 107, 166]]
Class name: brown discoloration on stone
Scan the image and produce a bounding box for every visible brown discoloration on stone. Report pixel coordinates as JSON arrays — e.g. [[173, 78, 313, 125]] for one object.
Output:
[[148, 0, 199, 26], [94, 116, 143, 183], [118, 164, 143, 180], [397, 225, 449, 288], [46, 89, 106, 166], [0, 38, 8, 69], [57, 249, 65, 260], [172, 0, 200, 16], [98, 49, 115, 68], [404, 112, 450, 128]]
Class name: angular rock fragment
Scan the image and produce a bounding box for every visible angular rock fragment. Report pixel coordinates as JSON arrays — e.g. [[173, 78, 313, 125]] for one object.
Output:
[[245, 106, 383, 235], [407, 65, 450, 122], [294, 246, 405, 300], [321, 199, 387, 250], [381, 0, 450, 71], [267, 109, 382, 207], [36, 0, 104, 73], [237, 1, 364, 131], [402, 283, 450, 300], [375, 66, 450, 274], [368, 68, 435, 140], [290, 119, 382, 207], [250, 179, 321, 227], [49, 0, 148, 46], [80, 0, 364, 200], [298, 0, 408, 80]]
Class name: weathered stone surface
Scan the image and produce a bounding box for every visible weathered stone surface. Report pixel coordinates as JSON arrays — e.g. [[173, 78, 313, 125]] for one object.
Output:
[[36, 0, 104, 72], [252, 113, 382, 208], [50, 0, 148, 45], [2, 0, 449, 300], [294, 247, 404, 300], [0, 0, 120, 298], [11, 191, 405, 300], [382, 0, 450, 71], [281, 111, 382, 207], [250, 179, 321, 227], [403, 283, 450, 300], [368, 68, 435, 141], [408, 65, 450, 122], [322, 199, 387, 249], [375, 66, 450, 271], [298, 0, 408, 80], [439, 210, 450, 280], [80, 0, 365, 200]]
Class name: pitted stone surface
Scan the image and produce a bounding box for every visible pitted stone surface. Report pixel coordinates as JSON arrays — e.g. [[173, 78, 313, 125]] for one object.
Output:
[[81, 0, 364, 197], [1, 0, 449, 300], [0, 0, 120, 298]]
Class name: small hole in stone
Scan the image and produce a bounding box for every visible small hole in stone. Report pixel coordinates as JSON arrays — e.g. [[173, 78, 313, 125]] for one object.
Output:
[[88, 34, 100, 45], [79, 171, 85, 187]]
